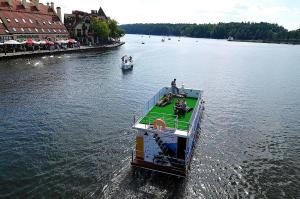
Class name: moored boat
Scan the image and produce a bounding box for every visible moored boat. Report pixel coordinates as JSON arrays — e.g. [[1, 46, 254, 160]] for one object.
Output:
[[131, 86, 204, 177]]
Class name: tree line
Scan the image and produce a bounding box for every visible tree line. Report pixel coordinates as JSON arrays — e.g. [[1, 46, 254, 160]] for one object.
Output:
[[120, 22, 300, 43]]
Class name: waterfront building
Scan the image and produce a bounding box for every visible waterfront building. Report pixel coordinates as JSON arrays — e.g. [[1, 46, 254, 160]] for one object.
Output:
[[64, 8, 107, 45], [0, 0, 68, 43]]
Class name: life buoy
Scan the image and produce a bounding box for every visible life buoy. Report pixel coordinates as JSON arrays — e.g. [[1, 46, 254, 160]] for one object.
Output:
[[153, 119, 166, 130]]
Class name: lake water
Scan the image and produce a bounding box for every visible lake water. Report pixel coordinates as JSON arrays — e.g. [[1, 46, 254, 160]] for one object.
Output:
[[0, 35, 300, 198]]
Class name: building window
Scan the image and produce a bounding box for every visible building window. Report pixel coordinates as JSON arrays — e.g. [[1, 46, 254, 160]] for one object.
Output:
[[48, 21, 52, 25], [29, 19, 33, 23], [28, 28, 32, 32], [64, 30, 67, 32], [59, 22, 62, 25], [59, 29, 61, 33], [0, 19, 3, 23], [22, 18, 26, 23], [15, 18, 19, 23], [35, 28, 39, 32], [48, 29, 51, 33], [5, 30, 9, 33], [43, 21, 46, 25], [41, 28, 45, 32], [13, 28, 17, 32], [6, 17, 11, 23], [21, 28, 25, 32], [53, 29, 56, 32]]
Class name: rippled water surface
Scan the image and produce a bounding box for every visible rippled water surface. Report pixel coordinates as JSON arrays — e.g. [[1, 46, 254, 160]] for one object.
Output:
[[1, 35, 300, 198]]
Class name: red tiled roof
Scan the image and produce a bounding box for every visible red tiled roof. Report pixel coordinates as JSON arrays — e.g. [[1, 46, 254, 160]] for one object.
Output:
[[0, 0, 55, 14], [0, 0, 68, 36]]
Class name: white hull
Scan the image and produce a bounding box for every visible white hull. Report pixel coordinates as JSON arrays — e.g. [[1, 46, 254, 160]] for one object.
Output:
[[121, 63, 133, 70]]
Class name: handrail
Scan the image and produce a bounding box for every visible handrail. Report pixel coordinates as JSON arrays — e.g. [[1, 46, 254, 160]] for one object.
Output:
[[143, 114, 189, 130]]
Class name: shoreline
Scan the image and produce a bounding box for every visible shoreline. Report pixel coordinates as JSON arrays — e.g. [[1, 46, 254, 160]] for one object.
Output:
[[127, 33, 300, 45], [229, 39, 300, 45], [0, 42, 125, 60]]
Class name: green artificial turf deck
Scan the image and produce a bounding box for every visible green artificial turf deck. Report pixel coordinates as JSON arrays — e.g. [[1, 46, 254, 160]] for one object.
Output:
[[140, 97, 198, 131]]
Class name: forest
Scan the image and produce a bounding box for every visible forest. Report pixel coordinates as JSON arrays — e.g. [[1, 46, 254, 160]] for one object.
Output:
[[120, 22, 300, 44]]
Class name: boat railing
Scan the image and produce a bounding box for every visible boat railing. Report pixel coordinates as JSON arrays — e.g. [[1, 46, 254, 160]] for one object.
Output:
[[188, 91, 203, 133], [143, 112, 190, 130], [142, 87, 168, 116]]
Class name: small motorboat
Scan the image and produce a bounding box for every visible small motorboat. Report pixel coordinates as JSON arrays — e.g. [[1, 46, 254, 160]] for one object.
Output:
[[121, 55, 133, 70], [161, 38, 165, 42], [141, 41, 145, 44], [227, 36, 234, 41]]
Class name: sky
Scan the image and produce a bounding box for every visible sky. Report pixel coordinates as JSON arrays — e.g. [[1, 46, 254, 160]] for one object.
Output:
[[41, 0, 300, 30]]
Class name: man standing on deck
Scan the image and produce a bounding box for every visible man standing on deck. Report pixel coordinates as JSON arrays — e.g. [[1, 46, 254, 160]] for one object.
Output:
[[171, 79, 179, 94]]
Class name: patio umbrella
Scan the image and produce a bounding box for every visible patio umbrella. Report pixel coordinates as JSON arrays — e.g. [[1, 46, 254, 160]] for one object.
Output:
[[56, 40, 68, 44], [4, 40, 21, 45], [45, 40, 54, 45], [68, 39, 77, 44], [23, 39, 38, 45], [38, 40, 47, 45]]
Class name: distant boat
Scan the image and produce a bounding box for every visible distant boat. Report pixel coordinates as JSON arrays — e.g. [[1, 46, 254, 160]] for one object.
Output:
[[121, 55, 133, 70], [168, 37, 171, 40], [141, 41, 145, 44], [228, 36, 234, 41], [161, 38, 165, 42]]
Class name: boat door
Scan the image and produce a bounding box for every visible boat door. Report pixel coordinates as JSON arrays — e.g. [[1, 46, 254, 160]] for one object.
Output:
[[177, 137, 187, 159]]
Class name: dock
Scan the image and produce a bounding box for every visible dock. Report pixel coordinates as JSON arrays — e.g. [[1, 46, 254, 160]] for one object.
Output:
[[0, 42, 125, 60]]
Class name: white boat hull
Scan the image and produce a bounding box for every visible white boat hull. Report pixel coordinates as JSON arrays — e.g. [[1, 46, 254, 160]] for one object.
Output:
[[121, 63, 133, 70]]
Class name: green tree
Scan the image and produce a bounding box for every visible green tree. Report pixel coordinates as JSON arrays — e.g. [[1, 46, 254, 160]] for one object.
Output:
[[108, 18, 125, 39], [90, 17, 110, 43]]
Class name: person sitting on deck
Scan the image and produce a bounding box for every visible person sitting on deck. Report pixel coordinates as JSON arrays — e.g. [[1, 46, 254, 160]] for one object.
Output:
[[171, 79, 179, 94], [174, 99, 193, 116], [157, 93, 173, 107]]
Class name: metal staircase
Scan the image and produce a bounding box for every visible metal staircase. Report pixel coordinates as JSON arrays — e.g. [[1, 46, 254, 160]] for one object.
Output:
[[153, 133, 175, 157], [153, 132, 186, 168]]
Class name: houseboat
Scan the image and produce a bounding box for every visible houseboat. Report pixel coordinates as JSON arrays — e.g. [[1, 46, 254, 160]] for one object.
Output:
[[131, 86, 204, 177]]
